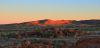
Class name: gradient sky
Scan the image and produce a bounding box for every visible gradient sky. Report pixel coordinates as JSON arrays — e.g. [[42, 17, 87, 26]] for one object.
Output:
[[0, 0, 100, 24]]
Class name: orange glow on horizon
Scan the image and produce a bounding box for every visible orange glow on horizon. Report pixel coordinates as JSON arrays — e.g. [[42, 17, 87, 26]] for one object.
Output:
[[0, 12, 100, 24]]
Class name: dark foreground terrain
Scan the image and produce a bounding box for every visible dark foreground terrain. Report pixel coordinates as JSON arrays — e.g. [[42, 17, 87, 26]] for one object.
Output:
[[0, 19, 100, 48]]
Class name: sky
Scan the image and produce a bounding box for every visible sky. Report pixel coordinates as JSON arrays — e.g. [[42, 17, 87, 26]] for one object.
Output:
[[0, 0, 100, 24]]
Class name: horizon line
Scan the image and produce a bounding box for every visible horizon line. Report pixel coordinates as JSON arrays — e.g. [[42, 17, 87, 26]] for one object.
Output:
[[0, 19, 100, 25]]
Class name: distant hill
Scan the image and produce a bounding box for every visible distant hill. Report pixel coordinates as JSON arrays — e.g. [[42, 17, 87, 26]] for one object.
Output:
[[0, 19, 72, 30], [0, 19, 100, 30]]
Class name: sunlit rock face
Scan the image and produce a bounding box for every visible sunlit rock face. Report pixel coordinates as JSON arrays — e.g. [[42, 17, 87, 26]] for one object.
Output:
[[45, 19, 71, 25], [29, 19, 71, 26]]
